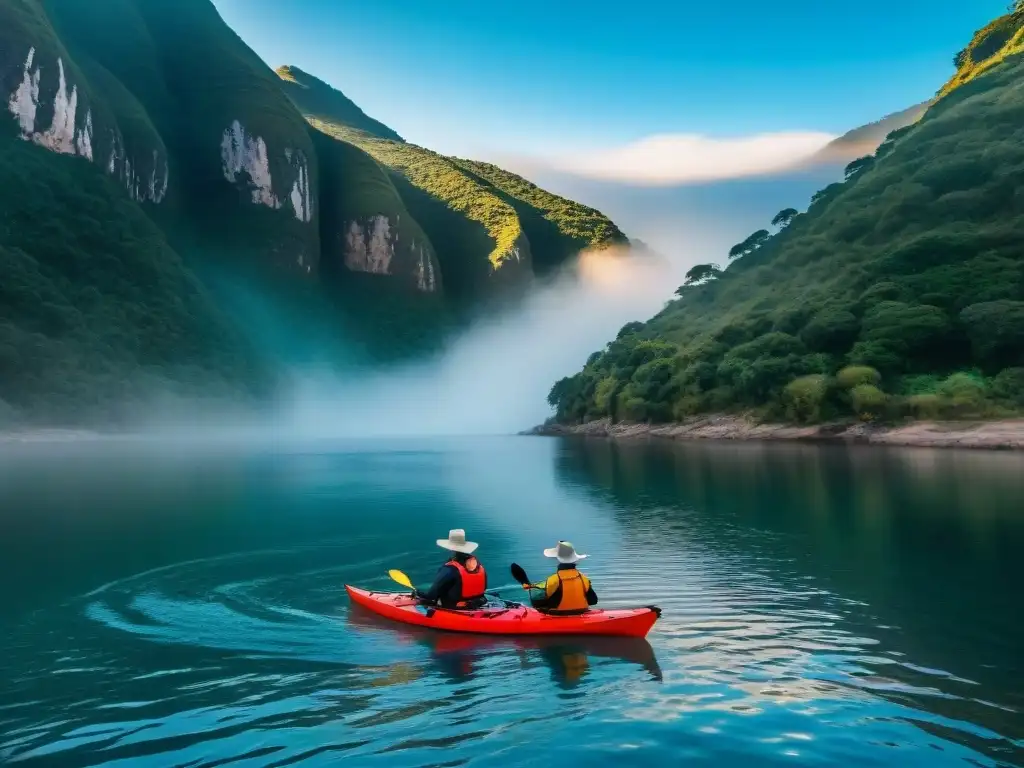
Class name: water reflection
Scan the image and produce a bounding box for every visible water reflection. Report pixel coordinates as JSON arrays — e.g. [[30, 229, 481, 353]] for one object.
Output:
[[347, 605, 663, 687], [552, 437, 1024, 761]]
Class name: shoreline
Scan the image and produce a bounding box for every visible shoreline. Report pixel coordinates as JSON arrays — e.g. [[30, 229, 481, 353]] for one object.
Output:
[[525, 416, 1024, 451]]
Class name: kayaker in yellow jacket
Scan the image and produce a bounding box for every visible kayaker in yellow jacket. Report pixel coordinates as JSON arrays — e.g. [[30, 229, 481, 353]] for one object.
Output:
[[527, 541, 598, 615]]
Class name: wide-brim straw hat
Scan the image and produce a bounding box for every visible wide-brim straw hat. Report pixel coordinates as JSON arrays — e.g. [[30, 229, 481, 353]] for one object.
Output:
[[437, 528, 478, 554], [543, 540, 588, 564]]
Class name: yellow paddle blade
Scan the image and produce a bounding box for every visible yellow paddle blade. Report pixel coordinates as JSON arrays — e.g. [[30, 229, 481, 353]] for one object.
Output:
[[388, 569, 414, 590]]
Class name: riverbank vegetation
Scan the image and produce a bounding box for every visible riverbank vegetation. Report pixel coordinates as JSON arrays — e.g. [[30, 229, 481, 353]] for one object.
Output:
[[547, 8, 1024, 428]]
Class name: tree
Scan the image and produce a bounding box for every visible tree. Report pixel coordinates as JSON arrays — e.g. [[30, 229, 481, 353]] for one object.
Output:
[[810, 182, 845, 207], [771, 208, 799, 228], [746, 229, 771, 251], [844, 155, 875, 180], [681, 263, 722, 287], [801, 308, 860, 353], [960, 300, 1024, 368], [616, 321, 645, 340], [728, 229, 771, 260], [860, 301, 952, 365], [992, 368, 1024, 406]]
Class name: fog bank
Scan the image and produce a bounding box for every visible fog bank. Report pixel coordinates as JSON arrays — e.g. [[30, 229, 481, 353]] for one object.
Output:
[[282, 248, 675, 437]]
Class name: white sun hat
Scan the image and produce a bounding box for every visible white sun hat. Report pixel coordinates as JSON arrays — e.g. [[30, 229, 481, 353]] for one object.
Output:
[[436, 528, 479, 554], [543, 540, 588, 564]]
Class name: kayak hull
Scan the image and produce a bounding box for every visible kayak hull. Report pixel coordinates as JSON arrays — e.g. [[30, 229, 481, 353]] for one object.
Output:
[[345, 586, 660, 638]]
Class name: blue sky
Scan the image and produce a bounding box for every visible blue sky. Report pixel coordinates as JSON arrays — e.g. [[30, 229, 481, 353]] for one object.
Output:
[[212, 0, 1005, 158]]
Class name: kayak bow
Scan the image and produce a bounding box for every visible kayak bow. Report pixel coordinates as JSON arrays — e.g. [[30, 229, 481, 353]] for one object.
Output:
[[345, 585, 660, 638]]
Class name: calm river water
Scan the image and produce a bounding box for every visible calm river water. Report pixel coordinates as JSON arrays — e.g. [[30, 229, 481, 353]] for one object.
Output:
[[1, 436, 1021, 766]]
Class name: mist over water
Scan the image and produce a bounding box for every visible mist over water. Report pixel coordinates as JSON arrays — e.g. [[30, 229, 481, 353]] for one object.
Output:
[[281, 248, 676, 437], [0, 247, 678, 443]]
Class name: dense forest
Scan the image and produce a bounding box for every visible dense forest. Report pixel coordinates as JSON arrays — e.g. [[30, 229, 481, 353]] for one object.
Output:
[[0, 0, 627, 426], [548, 7, 1024, 427]]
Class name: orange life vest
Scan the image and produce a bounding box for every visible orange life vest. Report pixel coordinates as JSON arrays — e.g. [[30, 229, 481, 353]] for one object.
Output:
[[450, 558, 486, 602], [541, 568, 591, 613]]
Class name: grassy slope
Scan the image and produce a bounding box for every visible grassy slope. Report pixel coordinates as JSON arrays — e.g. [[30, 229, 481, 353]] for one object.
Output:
[[279, 68, 531, 301], [942, 9, 1024, 96], [278, 67, 628, 299], [548, 13, 1024, 426], [277, 66, 402, 141], [317, 121, 529, 281], [452, 159, 628, 274]]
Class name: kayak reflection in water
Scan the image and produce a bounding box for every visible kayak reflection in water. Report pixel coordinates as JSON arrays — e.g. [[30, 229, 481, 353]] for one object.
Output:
[[526, 541, 598, 615], [415, 529, 489, 609]]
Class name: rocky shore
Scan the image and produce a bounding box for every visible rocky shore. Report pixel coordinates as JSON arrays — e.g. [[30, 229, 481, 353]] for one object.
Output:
[[525, 416, 1024, 451]]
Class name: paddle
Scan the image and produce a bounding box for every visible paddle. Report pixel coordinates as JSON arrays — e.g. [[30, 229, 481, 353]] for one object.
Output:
[[510, 562, 541, 591], [389, 569, 416, 592], [389, 568, 511, 601]]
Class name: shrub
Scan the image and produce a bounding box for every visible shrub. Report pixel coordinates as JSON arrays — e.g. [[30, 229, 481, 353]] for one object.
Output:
[[783, 374, 829, 423], [899, 374, 943, 395], [991, 367, 1024, 406], [837, 365, 882, 389], [907, 393, 944, 419], [672, 394, 704, 419], [850, 383, 888, 420], [935, 371, 988, 416]]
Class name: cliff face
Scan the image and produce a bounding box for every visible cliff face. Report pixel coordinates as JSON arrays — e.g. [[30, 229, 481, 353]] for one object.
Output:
[[0, 0, 630, 425], [309, 120, 442, 295]]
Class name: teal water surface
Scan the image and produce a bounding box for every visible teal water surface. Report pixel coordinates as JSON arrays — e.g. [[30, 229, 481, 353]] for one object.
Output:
[[0, 436, 1022, 767]]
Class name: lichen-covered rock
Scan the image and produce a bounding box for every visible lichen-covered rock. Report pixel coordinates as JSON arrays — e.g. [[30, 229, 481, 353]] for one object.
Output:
[[7, 48, 96, 162], [339, 214, 441, 293]]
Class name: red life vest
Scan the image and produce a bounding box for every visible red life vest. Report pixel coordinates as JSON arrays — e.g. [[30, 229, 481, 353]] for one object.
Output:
[[450, 558, 486, 602]]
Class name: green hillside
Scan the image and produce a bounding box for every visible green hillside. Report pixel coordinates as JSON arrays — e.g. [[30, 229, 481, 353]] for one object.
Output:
[[452, 158, 628, 273], [548, 9, 1024, 427], [277, 65, 402, 141], [308, 117, 533, 301], [1, 0, 629, 424], [279, 68, 628, 303], [943, 6, 1024, 96], [0, 138, 267, 426]]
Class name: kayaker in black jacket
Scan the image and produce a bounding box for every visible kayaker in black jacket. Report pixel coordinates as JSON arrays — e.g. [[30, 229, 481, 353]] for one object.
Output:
[[527, 541, 597, 615], [416, 529, 488, 609]]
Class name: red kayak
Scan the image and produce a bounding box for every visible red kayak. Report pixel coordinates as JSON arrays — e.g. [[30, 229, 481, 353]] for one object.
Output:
[[345, 586, 660, 638]]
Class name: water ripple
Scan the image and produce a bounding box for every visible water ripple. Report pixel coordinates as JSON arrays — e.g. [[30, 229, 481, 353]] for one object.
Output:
[[2, 445, 1023, 767]]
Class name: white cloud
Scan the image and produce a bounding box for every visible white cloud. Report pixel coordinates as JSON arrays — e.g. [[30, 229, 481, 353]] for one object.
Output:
[[538, 130, 838, 186]]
